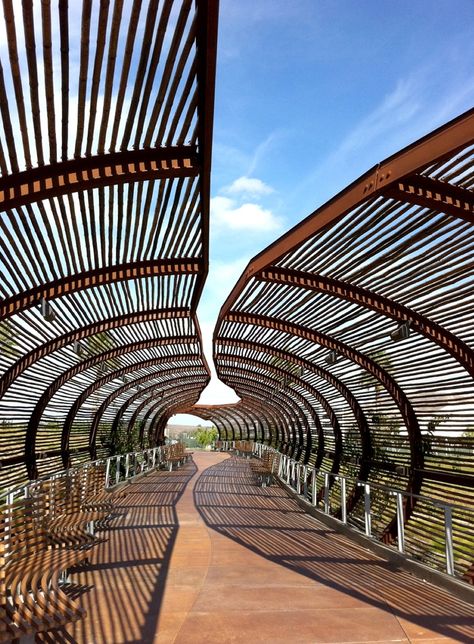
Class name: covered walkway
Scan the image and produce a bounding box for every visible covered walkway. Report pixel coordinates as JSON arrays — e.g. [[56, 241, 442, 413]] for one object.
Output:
[[41, 453, 474, 643]]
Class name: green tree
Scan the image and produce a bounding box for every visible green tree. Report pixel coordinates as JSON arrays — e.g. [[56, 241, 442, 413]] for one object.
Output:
[[422, 414, 450, 456], [358, 349, 401, 460], [104, 423, 141, 456], [86, 331, 122, 377], [270, 351, 303, 389], [0, 320, 19, 358], [195, 425, 218, 448]]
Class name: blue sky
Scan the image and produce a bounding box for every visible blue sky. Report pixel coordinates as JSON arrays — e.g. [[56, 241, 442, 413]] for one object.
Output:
[[172, 0, 474, 423]]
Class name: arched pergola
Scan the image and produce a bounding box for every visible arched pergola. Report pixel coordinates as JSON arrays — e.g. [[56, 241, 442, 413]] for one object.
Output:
[[0, 0, 218, 488], [207, 109, 474, 546]]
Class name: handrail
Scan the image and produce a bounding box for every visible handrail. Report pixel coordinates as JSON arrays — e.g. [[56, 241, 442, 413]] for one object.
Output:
[[1, 446, 168, 504], [247, 442, 472, 582]]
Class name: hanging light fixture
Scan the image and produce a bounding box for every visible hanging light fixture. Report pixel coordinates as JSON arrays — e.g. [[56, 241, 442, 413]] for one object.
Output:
[[73, 341, 84, 357], [40, 298, 56, 322], [390, 322, 410, 342], [325, 350, 338, 365]]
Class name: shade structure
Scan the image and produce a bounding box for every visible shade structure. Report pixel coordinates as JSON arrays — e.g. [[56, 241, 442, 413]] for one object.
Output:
[[0, 0, 218, 489], [209, 110, 474, 562]]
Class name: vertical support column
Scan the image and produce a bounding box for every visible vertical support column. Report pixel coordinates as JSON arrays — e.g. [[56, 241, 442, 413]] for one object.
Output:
[[115, 456, 121, 485], [296, 464, 301, 495], [125, 453, 130, 479]]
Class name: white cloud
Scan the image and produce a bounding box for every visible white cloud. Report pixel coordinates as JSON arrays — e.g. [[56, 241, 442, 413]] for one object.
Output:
[[224, 176, 274, 198], [211, 195, 281, 232]]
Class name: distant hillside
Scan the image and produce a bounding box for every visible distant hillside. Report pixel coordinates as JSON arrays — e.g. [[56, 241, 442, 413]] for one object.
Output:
[[166, 424, 204, 437]]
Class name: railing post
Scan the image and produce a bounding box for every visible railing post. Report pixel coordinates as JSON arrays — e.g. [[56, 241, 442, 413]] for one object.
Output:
[[311, 469, 317, 506], [364, 483, 372, 537], [125, 453, 130, 479], [303, 465, 308, 499], [324, 472, 330, 514], [115, 455, 121, 485], [340, 477, 347, 524], [296, 464, 301, 495], [444, 505, 455, 576], [105, 458, 111, 488], [396, 492, 405, 553]]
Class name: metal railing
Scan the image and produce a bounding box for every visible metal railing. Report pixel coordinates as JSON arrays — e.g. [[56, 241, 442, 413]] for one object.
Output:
[[215, 440, 235, 451], [103, 446, 166, 488], [250, 443, 473, 583], [2, 446, 168, 504]]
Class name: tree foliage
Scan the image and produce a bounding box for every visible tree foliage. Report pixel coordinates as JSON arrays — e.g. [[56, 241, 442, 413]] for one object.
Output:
[[195, 425, 218, 447], [86, 331, 122, 377], [0, 320, 19, 358]]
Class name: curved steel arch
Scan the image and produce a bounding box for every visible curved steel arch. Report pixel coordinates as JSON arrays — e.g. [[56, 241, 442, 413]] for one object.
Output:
[[124, 378, 209, 449], [212, 111, 474, 550], [257, 268, 474, 378], [217, 368, 315, 461], [216, 353, 340, 467], [224, 310, 423, 478], [0, 147, 199, 212], [215, 356, 317, 453], [1, 260, 202, 319], [216, 338, 371, 468], [0, 0, 218, 488], [0, 309, 191, 400], [109, 383, 165, 449], [26, 336, 199, 450], [89, 367, 209, 459], [148, 386, 210, 444], [25, 356, 208, 477], [218, 109, 474, 314], [213, 368, 309, 456], [63, 356, 208, 443], [191, 403, 281, 445]]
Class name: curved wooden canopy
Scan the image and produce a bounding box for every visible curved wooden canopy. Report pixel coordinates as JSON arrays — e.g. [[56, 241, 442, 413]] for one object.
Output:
[[209, 109, 474, 545], [0, 0, 218, 488]]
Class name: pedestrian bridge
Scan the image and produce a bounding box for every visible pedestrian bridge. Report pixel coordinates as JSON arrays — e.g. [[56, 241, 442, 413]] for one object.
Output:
[[36, 452, 473, 644], [0, 1, 473, 641]]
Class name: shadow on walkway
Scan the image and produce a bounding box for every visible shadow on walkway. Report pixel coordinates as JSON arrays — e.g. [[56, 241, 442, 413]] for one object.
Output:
[[194, 456, 474, 643], [38, 461, 197, 644]]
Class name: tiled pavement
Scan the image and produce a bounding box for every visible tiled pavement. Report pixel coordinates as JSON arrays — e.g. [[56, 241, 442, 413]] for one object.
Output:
[[39, 452, 473, 643]]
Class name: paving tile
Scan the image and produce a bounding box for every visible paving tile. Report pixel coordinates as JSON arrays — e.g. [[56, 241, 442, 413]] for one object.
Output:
[[192, 584, 372, 611], [396, 615, 474, 642], [175, 608, 408, 643]]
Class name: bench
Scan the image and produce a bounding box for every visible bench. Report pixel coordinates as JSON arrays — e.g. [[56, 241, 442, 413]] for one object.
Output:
[[235, 440, 254, 458], [251, 451, 280, 486], [37, 474, 106, 549], [1, 494, 87, 639], [162, 443, 191, 471]]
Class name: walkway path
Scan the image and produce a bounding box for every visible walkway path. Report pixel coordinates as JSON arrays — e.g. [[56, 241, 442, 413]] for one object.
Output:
[[42, 452, 473, 643]]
